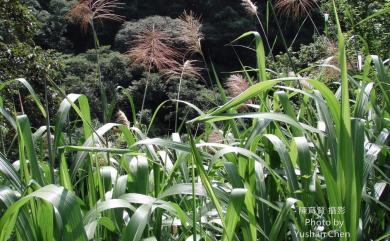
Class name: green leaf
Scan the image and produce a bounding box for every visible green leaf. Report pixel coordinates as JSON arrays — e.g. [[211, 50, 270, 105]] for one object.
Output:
[[200, 112, 323, 134], [59, 152, 73, 191], [223, 188, 247, 241], [269, 198, 298, 241], [54, 94, 92, 150], [15, 78, 47, 118], [0, 153, 22, 191], [263, 135, 299, 194], [0, 185, 87, 241], [192, 80, 279, 120], [187, 126, 225, 228], [16, 115, 45, 186], [230, 31, 266, 82], [0, 186, 36, 241], [121, 204, 152, 241]]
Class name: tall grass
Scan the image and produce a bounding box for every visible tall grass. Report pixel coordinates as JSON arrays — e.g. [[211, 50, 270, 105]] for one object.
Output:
[[0, 3, 389, 241], [67, 0, 125, 123]]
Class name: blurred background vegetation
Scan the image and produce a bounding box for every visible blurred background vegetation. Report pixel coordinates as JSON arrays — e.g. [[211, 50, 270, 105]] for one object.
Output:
[[1, 0, 389, 135]]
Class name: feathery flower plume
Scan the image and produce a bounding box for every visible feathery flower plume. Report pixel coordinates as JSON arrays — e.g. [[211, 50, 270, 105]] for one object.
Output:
[[165, 60, 203, 131], [126, 27, 182, 124], [320, 41, 355, 81], [207, 130, 223, 143], [241, 0, 258, 16], [116, 110, 130, 127], [164, 60, 203, 81], [226, 74, 250, 98], [226, 74, 253, 108], [126, 27, 181, 70], [240, 0, 273, 58], [179, 10, 203, 54], [288, 71, 312, 89], [275, 0, 318, 20], [67, 0, 124, 33]]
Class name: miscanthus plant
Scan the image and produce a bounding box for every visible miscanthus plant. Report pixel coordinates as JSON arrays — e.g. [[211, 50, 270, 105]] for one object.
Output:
[[0, 2, 389, 241], [67, 0, 125, 123]]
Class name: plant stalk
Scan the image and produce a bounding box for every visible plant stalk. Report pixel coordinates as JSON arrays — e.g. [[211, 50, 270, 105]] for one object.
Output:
[[44, 78, 55, 182]]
